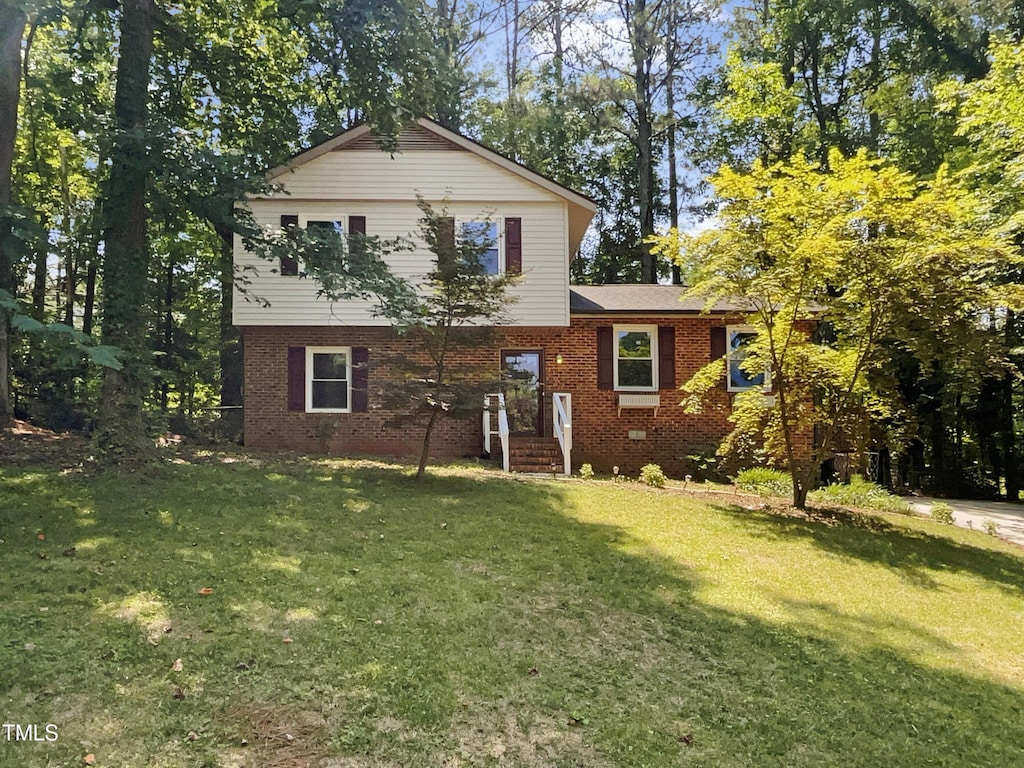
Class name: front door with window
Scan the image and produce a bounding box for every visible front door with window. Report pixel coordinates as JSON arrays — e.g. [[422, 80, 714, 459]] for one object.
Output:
[[501, 351, 544, 436]]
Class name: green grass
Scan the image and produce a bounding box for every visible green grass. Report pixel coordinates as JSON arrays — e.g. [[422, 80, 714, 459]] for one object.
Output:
[[2, 452, 1024, 767]]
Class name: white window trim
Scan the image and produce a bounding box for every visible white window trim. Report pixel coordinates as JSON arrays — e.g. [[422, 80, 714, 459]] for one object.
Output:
[[298, 214, 349, 232], [459, 218, 503, 275], [726, 325, 771, 393], [613, 324, 658, 392], [306, 346, 352, 413]]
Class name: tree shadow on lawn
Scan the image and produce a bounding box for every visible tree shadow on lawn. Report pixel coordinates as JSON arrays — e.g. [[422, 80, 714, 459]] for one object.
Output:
[[2, 459, 1024, 767], [712, 501, 1024, 595]]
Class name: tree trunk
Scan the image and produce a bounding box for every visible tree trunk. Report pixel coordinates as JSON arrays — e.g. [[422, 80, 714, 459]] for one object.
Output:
[[31, 236, 45, 319], [60, 145, 76, 327], [95, 0, 154, 456], [82, 254, 97, 335], [160, 259, 173, 410], [666, 34, 680, 286], [0, 2, 27, 429], [416, 406, 440, 479], [216, 221, 242, 407], [1004, 310, 1019, 499], [867, 2, 882, 154], [631, 0, 657, 284]]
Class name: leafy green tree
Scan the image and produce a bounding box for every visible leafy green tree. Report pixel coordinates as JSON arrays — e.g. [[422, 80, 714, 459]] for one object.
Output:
[[653, 150, 1008, 508], [383, 198, 520, 479], [938, 39, 1024, 497], [708, 0, 998, 172]]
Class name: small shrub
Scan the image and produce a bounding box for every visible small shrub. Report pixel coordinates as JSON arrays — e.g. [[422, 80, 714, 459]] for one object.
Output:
[[579, 463, 595, 480], [809, 475, 910, 514], [983, 518, 999, 536], [930, 502, 955, 525], [309, 417, 338, 454], [681, 449, 724, 483], [735, 467, 791, 497], [639, 463, 666, 488]]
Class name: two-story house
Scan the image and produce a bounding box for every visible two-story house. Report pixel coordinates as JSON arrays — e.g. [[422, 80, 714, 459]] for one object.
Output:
[[234, 118, 754, 477]]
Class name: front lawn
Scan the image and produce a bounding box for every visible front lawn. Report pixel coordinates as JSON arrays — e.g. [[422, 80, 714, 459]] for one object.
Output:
[[2, 451, 1023, 767]]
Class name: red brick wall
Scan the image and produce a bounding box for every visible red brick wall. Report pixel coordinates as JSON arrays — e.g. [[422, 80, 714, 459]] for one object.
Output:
[[240, 317, 803, 477]]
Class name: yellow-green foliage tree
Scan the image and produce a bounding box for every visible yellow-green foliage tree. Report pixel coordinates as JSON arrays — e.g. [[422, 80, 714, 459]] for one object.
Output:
[[652, 150, 1009, 509]]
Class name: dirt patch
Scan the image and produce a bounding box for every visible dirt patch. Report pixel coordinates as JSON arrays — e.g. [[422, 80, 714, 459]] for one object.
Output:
[[444, 699, 614, 768], [0, 419, 89, 466]]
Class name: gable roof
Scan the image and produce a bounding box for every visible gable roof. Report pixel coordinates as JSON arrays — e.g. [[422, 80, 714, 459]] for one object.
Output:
[[570, 285, 750, 314], [266, 118, 597, 254]]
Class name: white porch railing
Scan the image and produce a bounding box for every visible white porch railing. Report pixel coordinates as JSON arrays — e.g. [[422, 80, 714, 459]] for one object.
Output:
[[552, 392, 572, 477], [482, 393, 510, 472]]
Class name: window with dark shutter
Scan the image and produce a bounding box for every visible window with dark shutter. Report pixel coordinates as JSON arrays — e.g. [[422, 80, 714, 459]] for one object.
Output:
[[505, 217, 522, 275], [280, 215, 299, 276], [597, 327, 614, 390], [287, 346, 305, 411], [657, 327, 675, 389], [351, 346, 369, 413]]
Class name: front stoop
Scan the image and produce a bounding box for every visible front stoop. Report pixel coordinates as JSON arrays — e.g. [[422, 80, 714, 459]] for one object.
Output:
[[507, 436, 564, 474]]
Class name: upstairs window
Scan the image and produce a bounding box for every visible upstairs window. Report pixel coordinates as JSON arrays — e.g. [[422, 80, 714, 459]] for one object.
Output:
[[461, 221, 500, 275], [305, 219, 345, 237], [727, 326, 769, 391], [614, 325, 657, 391]]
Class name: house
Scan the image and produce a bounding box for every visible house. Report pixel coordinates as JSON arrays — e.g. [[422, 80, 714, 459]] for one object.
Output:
[[234, 118, 768, 477]]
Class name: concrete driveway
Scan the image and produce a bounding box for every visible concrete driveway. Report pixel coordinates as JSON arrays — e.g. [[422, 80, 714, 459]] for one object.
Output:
[[909, 497, 1024, 547]]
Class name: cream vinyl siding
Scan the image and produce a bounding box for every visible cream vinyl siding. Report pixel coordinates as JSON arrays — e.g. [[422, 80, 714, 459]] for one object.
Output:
[[271, 149, 563, 204], [233, 196, 571, 328]]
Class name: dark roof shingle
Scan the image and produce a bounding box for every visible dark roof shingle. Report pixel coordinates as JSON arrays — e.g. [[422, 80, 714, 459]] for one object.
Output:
[[569, 285, 744, 314]]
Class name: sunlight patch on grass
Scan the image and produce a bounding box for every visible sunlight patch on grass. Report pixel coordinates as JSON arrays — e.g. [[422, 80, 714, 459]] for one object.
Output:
[[74, 536, 114, 551], [284, 607, 318, 623], [102, 592, 170, 642], [175, 546, 214, 562], [253, 551, 303, 573], [353, 662, 385, 681], [232, 600, 280, 633]]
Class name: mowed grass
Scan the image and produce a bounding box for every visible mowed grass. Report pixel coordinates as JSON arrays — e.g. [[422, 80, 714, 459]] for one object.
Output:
[[2, 452, 1024, 767]]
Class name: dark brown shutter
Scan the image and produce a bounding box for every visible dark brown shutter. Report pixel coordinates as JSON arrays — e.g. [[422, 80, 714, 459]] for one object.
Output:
[[710, 326, 727, 390], [351, 346, 369, 413], [505, 217, 522, 275], [280, 215, 299, 276], [348, 215, 367, 262], [658, 326, 675, 389], [287, 346, 305, 411], [597, 326, 614, 390], [435, 216, 456, 271], [710, 327, 727, 359]]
